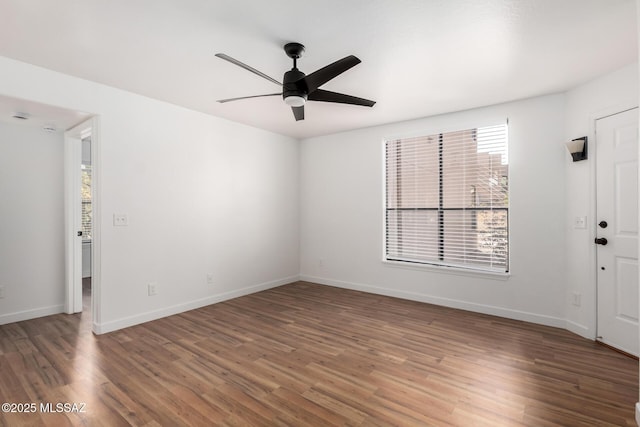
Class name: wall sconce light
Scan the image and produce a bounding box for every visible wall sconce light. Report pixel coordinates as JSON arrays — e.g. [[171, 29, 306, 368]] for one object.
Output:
[[566, 136, 587, 162]]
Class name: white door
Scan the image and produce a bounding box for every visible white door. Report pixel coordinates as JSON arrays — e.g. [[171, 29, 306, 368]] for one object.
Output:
[[596, 107, 639, 356], [64, 133, 82, 313]]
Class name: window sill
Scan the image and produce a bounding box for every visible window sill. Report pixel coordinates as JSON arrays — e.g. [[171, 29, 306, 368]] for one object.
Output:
[[382, 259, 511, 280]]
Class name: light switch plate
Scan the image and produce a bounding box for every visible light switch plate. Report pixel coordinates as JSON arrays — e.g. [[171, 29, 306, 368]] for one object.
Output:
[[113, 213, 128, 226], [574, 216, 587, 229]]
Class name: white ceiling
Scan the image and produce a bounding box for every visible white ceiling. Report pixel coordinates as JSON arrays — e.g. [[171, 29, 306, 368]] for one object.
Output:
[[0, 0, 636, 139]]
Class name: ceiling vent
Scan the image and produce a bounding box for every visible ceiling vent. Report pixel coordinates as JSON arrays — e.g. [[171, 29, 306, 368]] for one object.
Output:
[[12, 112, 30, 120]]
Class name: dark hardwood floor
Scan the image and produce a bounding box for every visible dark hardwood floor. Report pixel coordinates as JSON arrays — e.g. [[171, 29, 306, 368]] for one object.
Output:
[[0, 281, 637, 426]]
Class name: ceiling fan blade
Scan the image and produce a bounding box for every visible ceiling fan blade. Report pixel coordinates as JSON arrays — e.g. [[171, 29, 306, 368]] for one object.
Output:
[[217, 93, 281, 103], [215, 53, 282, 86], [292, 106, 304, 121], [308, 89, 376, 107], [303, 55, 361, 93]]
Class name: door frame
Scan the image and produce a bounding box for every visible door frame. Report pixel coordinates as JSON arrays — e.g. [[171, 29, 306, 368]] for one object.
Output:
[[64, 116, 101, 332], [591, 104, 639, 342]]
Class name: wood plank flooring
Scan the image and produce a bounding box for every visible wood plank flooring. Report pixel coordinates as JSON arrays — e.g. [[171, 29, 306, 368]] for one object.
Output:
[[0, 281, 637, 426]]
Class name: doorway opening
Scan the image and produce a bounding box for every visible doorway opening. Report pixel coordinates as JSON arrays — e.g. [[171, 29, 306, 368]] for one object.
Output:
[[65, 116, 100, 332]]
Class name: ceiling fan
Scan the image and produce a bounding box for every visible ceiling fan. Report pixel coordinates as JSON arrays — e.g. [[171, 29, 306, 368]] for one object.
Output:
[[215, 42, 376, 121]]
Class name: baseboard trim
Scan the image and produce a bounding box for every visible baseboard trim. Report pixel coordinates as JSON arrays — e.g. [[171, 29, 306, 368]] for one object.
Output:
[[0, 304, 64, 326], [300, 275, 566, 329], [564, 319, 593, 340], [635, 402, 640, 426], [93, 275, 299, 334]]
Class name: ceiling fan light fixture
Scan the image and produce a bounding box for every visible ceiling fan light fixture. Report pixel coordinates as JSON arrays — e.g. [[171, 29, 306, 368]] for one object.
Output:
[[284, 95, 306, 107]]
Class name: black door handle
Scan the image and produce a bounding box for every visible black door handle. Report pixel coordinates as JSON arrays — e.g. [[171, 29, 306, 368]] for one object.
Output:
[[77, 231, 83, 237], [594, 237, 608, 245]]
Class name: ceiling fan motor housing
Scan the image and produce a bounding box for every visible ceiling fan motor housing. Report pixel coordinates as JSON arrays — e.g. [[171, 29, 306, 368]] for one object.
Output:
[[283, 68, 308, 103]]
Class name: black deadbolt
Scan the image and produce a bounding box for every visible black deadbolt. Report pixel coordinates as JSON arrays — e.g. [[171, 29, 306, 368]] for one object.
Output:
[[594, 237, 608, 245], [598, 221, 608, 228]]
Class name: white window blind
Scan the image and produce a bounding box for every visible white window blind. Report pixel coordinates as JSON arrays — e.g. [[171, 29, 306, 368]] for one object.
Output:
[[385, 124, 509, 273]]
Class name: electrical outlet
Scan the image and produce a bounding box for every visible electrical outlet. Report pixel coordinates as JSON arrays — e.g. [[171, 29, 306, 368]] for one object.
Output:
[[571, 292, 581, 307], [319, 259, 324, 268], [113, 213, 129, 226], [0, 286, 5, 298], [148, 282, 157, 296], [207, 274, 214, 285]]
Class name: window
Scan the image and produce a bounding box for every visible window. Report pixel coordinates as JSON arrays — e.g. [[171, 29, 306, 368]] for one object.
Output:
[[385, 123, 509, 273], [81, 165, 92, 241], [81, 135, 92, 241]]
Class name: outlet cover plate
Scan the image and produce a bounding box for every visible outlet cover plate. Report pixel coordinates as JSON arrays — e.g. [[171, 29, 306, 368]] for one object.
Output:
[[148, 282, 157, 296], [571, 292, 581, 307]]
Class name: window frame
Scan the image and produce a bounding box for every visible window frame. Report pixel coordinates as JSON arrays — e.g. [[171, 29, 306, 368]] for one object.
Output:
[[382, 122, 510, 278]]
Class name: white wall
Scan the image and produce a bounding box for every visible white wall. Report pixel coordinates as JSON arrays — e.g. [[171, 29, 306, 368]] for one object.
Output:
[[300, 94, 568, 327], [0, 56, 300, 333], [564, 62, 639, 339], [1, 51, 637, 343], [0, 123, 66, 323]]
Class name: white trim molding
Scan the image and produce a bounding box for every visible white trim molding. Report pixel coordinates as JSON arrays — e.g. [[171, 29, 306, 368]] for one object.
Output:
[[300, 275, 566, 330], [564, 319, 593, 340], [0, 305, 64, 326], [93, 275, 299, 334]]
